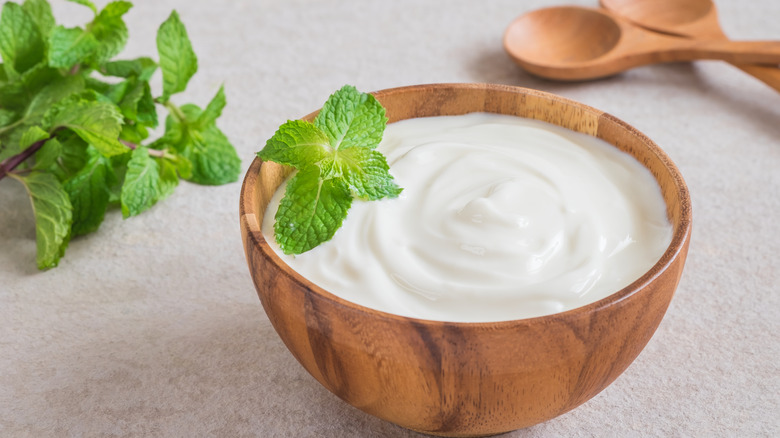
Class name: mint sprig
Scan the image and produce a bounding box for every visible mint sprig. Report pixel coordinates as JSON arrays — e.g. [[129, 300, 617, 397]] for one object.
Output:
[[0, 1, 241, 269], [258, 85, 402, 255]]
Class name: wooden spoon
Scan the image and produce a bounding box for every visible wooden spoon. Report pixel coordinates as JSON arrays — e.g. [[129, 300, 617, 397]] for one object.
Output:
[[600, 0, 780, 92], [503, 6, 780, 81]]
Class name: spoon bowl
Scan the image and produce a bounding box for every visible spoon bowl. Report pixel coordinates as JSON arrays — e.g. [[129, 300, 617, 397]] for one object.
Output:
[[504, 6, 780, 81], [600, 0, 720, 38], [505, 7, 622, 64]]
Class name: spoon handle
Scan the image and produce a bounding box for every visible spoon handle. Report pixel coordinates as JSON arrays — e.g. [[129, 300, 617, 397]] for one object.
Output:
[[675, 40, 780, 65]]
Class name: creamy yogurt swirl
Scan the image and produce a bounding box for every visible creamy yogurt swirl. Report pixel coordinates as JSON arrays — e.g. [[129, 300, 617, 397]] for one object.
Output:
[[262, 113, 673, 322]]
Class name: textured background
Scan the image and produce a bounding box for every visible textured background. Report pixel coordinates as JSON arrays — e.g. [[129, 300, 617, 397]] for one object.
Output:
[[1, 0, 779, 436]]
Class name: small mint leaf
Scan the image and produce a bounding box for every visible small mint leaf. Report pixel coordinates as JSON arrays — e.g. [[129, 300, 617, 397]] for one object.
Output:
[[22, 0, 56, 39], [258, 120, 330, 170], [274, 167, 352, 254], [32, 137, 61, 171], [120, 146, 160, 218], [157, 157, 179, 199], [314, 85, 387, 150], [0, 62, 58, 111], [195, 85, 225, 129], [101, 57, 156, 80], [19, 124, 49, 148], [43, 97, 126, 157], [119, 122, 149, 144], [84, 77, 128, 104], [174, 154, 192, 179], [87, 1, 132, 65], [156, 10, 197, 100], [182, 124, 240, 185], [119, 79, 156, 127], [47, 25, 98, 69], [15, 171, 73, 269], [0, 2, 45, 78], [63, 147, 114, 235], [48, 133, 88, 180], [24, 74, 85, 123], [134, 81, 157, 126], [337, 147, 402, 200]]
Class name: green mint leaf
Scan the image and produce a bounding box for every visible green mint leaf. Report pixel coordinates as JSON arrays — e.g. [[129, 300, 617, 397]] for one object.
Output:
[[0, 108, 17, 127], [65, 0, 97, 15], [135, 81, 157, 126], [156, 10, 197, 101], [87, 1, 132, 65], [153, 103, 239, 185], [119, 122, 148, 144], [0, 62, 59, 111], [19, 124, 49, 148], [0, 124, 28, 159], [64, 147, 114, 235], [32, 137, 61, 170], [84, 77, 128, 104], [195, 85, 225, 128], [150, 102, 202, 152], [173, 154, 192, 179], [24, 74, 85, 123], [0, 2, 45, 78], [258, 119, 330, 169], [183, 124, 240, 185], [15, 171, 73, 269], [47, 25, 98, 69], [120, 146, 160, 218], [101, 57, 156, 80], [48, 132, 87, 180], [118, 78, 157, 127], [274, 167, 352, 255], [314, 84, 387, 151], [157, 157, 179, 199], [334, 147, 402, 200], [22, 0, 56, 39], [43, 97, 126, 157], [106, 149, 130, 205]]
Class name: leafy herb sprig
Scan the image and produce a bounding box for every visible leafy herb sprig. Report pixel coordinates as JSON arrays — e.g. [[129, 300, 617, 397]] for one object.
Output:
[[0, 0, 241, 269], [258, 85, 402, 254]]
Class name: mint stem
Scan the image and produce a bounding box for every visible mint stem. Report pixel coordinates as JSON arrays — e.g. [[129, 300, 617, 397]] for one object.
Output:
[[163, 100, 187, 123], [120, 140, 166, 158], [0, 138, 49, 181], [0, 132, 167, 182]]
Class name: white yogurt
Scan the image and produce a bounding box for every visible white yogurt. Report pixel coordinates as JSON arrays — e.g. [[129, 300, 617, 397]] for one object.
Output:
[[262, 113, 673, 322]]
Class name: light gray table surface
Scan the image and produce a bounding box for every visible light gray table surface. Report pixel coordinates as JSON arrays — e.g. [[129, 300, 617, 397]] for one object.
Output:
[[1, 0, 778, 436]]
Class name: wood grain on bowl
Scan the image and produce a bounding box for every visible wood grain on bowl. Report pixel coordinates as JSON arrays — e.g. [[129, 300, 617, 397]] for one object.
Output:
[[240, 83, 692, 437]]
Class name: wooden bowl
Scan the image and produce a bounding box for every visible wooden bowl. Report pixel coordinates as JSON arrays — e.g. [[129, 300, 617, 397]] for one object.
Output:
[[239, 83, 692, 436]]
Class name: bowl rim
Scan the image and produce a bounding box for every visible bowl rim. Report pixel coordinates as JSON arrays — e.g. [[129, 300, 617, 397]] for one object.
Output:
[[240, 82, 692, 328]]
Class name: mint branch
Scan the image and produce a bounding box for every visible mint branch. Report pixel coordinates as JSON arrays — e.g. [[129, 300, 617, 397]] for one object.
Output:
[[258, 85, 400, 254], [0, 138, 48, 180], [0, 2, 239, 269], [119, 139, 166, 158], [161, 99, 186, 122], [0, 127, 62, 180]]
